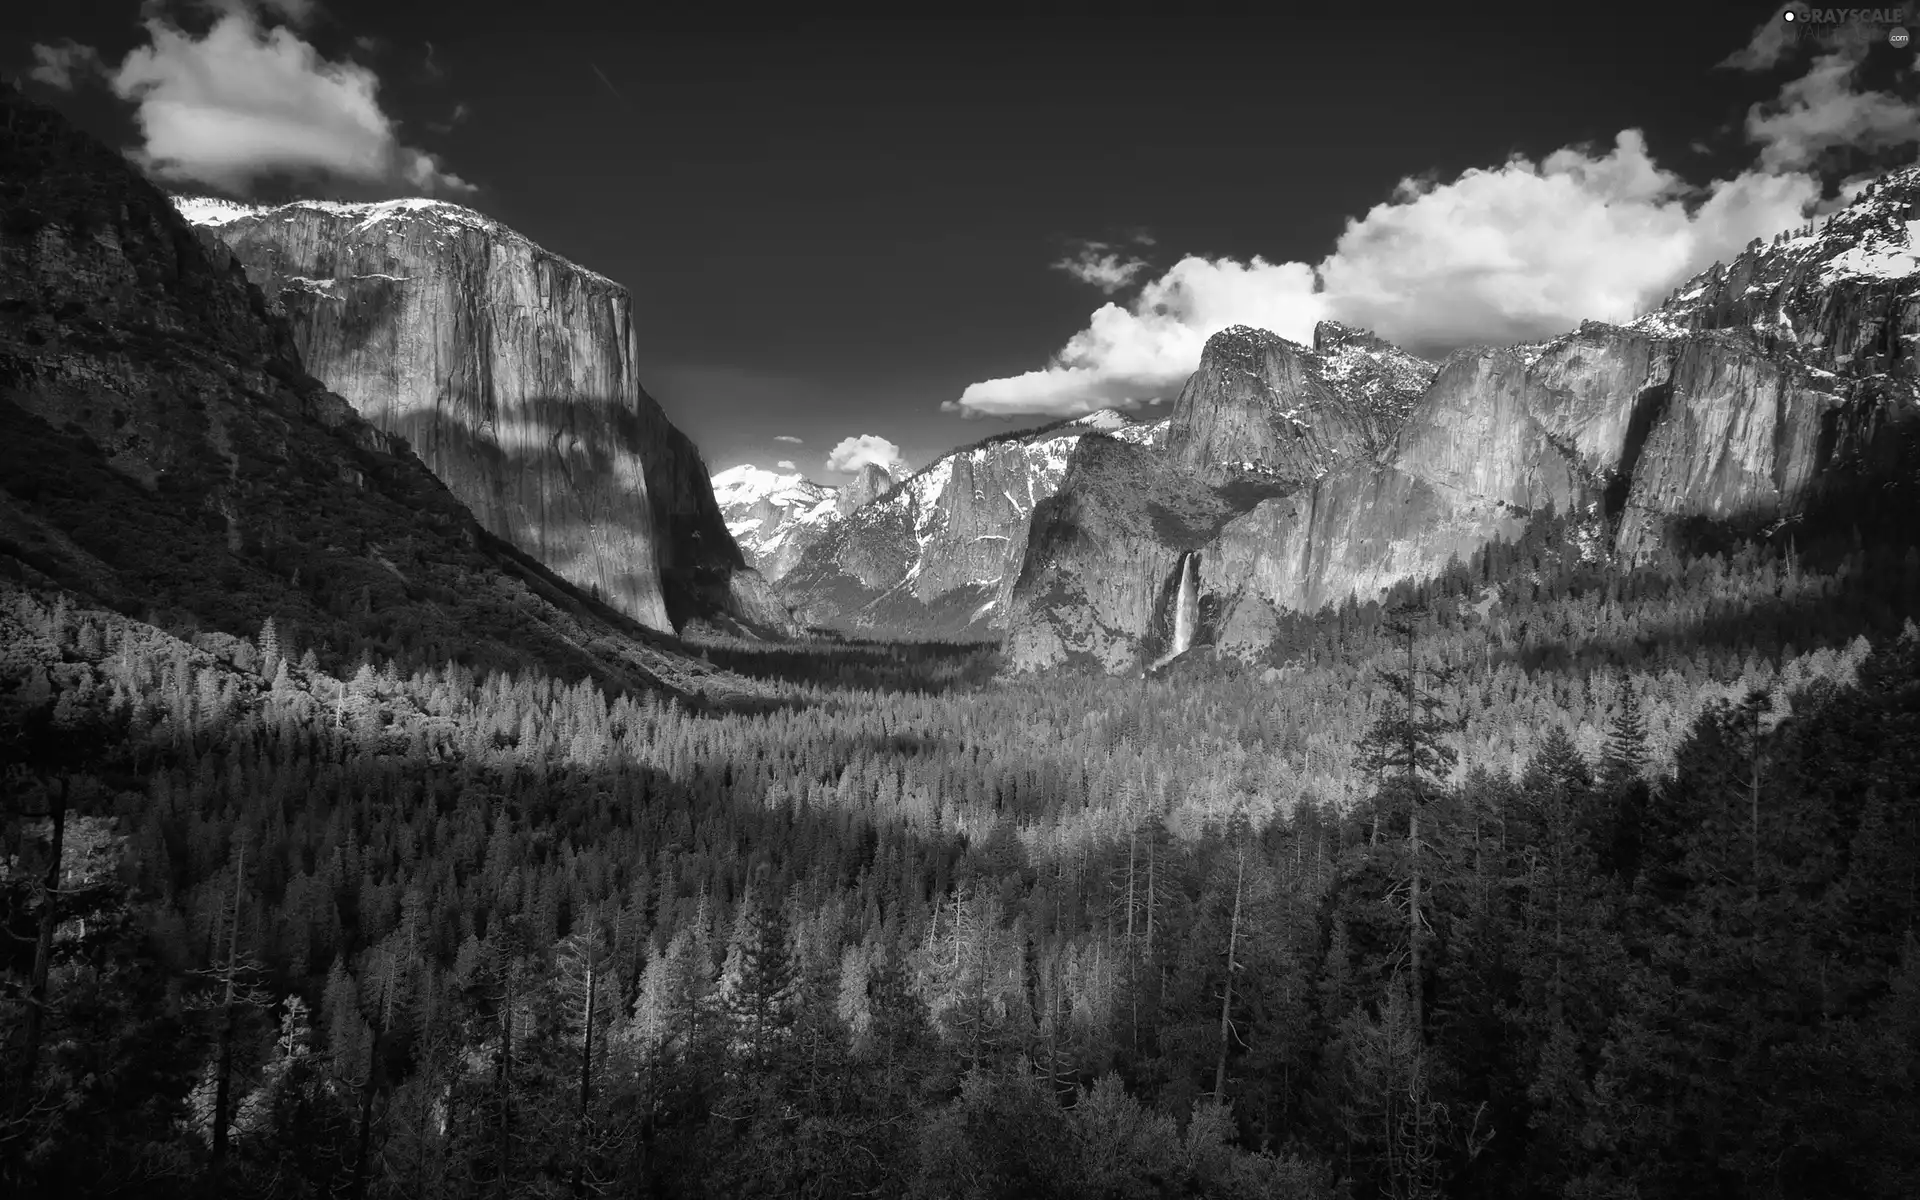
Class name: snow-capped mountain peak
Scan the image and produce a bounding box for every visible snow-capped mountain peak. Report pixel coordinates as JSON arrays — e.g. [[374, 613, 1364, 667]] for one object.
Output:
[[711, 464, 825, 510], [710, 463, 883, 581]]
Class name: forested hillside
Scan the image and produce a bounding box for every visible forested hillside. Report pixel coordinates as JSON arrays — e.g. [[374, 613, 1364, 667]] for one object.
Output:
[[6, 495, 1919, 1199]]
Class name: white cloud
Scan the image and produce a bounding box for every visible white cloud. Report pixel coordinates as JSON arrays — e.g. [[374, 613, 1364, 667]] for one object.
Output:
[[776, 459, 797, 471], [949, 256, 1328, 418], [1745, 45, 1920, 171], [1320, 130, 1815, 353], [107, 11, 470, 196], [949, 30, 1905, 418], [773, 434, 803, 444], [28, 40, 106, 90], [1053, 242, 1151, 294], [825, 434, 904, 475]]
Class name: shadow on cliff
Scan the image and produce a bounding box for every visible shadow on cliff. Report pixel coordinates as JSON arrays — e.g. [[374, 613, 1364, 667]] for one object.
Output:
[[1234, 429, 1920, 697], [376, 385, 758, 634], [1482, 431, 1920, 677]]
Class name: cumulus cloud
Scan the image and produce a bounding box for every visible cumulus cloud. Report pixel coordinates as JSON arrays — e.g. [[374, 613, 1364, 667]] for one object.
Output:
[[106, 10, 470, 196], [776, 459, 797, 471], [1320, 130, 1816, 352], [28, 40, 106, 89], [949, 24, 1906, 419], [825, 435, 905, 476], [774, 434, 803, 444], [950, 256, 1325, 418], [1053, 241, 1152, 294]]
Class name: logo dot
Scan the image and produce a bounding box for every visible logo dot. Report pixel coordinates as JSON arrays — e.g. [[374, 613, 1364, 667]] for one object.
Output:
[[1783, 9, 1796, 21]]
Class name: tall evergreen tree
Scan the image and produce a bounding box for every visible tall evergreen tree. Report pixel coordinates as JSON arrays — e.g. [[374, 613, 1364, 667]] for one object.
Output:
[[718, 876, 799, 1071], [1355, 605, 1461, 1038]]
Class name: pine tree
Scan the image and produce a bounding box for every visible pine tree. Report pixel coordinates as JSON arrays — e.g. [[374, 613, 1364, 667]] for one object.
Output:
[[718, 877, 798, 1071], [1600, 677, 1648, 788], [1355, 605, 1461, 1039]]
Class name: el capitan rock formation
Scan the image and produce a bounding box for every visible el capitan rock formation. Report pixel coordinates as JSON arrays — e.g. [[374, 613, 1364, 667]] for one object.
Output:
[[175, 194, 784, 636], [0, 85, 731, 696]]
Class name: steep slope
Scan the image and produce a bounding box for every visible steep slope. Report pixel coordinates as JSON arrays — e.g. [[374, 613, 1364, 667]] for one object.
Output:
[[712, 461, 893, 582], [0, 86, 738, 698], [175, 193, 782, 635], [1009, 202, 1919, 674], [778, 411, 1164, 638]]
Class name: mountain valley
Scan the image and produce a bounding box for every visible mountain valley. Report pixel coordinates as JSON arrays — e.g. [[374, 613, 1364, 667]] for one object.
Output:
[[5, 43, 1920, 1200]]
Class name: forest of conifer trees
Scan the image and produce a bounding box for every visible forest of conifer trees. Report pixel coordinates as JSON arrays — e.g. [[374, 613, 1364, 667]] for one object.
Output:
[[4, 510, 1919, 1199]]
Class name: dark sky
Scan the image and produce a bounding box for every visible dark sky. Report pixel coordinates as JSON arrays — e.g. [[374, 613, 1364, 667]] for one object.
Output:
[[2, 2, 1884, 480]]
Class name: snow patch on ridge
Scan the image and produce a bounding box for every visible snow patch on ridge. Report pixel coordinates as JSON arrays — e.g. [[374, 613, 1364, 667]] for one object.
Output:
[[711, 464, 827, 511], [171, 195, 260, 226], [169, 194, 623, 291], [1821, 219, 1920, 284]]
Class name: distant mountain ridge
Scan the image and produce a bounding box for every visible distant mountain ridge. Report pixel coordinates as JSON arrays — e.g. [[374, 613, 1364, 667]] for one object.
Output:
[[713, 461, 894, 581], [1008, 175, 1920, 673], [773, 410, 1163, 638]]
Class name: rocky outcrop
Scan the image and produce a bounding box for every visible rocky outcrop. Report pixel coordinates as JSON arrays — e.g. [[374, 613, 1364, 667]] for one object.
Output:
[[0, 85, 727, 696], [781, 411, 1163, 638], [1611, 332, 1844, 557], [1165, 322, 1434, 484], [1006, 434, 1281, 672], [837, 463, 895, 516], [177, 194, 773, 636], [1008, 178, 1920, 673]]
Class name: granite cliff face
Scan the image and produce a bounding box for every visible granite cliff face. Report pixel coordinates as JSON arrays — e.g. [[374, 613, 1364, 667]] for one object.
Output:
[[1009, 178, 1920, 672], [713, 461, 894, 582], [836, 462, 896, 516], [1006, 435, 1275, 672], [176, 195, 780, 636], [1165, 321, 1434, 485], [780, 411, 1162, 638], [0, 87, 731, 696]]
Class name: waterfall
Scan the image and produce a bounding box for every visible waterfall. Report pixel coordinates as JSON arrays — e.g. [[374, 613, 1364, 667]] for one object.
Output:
[[1148, 552, 1200, 672], [1171, 552, 1198, 657]]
